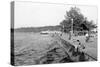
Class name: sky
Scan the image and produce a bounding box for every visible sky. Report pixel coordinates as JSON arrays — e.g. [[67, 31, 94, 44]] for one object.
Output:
[[14, 1, 98, 28]]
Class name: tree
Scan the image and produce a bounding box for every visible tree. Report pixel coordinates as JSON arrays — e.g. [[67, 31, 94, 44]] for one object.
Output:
[[60, 19, 72, 33], [60, 7, 97, 33]]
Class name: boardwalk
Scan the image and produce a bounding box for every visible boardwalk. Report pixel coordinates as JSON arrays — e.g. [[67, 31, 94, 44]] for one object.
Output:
[[52, 33, 97, 61]]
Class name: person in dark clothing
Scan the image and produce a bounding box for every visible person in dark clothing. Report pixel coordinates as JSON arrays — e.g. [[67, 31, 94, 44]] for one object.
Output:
[[79, 52, 86, 61]]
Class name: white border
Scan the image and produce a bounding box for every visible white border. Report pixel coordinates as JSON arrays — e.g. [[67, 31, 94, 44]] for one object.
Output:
[[0, 0, 100, 67]]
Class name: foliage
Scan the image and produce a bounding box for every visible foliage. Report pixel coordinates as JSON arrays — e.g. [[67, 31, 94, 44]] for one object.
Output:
[[60, 7, 97, 33]]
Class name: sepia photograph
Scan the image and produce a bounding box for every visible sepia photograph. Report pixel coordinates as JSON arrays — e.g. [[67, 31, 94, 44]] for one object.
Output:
[[11, 1, 98, 66]]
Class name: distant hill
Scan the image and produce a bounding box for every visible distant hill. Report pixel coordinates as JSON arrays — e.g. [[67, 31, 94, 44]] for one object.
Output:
[[13, 25, 61, 33]]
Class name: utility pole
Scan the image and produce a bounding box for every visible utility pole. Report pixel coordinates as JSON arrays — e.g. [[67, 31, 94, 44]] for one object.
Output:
[[71, 19, 73, 34], [69, 19, 73, 40]]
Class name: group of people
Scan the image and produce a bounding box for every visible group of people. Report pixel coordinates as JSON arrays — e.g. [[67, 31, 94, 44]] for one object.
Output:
[[76, 40, 85, 52]]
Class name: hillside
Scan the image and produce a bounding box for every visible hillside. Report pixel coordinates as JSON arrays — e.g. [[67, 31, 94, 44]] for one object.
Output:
[[13, 25, 61, 33]]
